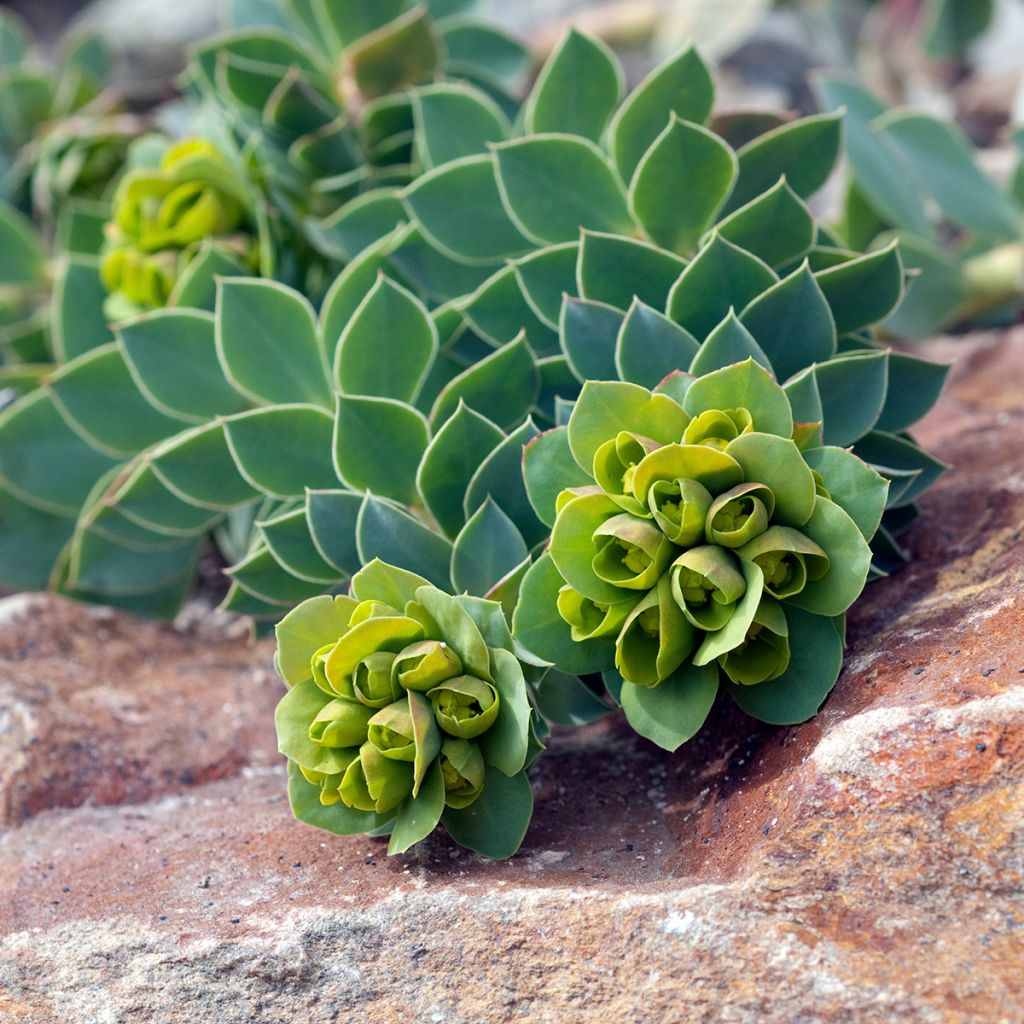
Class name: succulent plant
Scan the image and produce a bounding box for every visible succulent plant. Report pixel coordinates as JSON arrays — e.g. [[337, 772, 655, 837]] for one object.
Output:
[[322, 29, 851, 314], [819, 75, 1023, 340], [0, 18, 949, 629], [512, 366, 887, 749], [0, 10, 117, 210], [274, 557, 537, 856], [189, 0, 530, 234]]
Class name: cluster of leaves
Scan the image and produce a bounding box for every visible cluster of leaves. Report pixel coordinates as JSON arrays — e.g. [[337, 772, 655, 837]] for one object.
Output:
[[0, 10, 117, 212], [0, 6, 955, 856], [193, 0, 530, 232], [274, 558, 537, 858], [514, 368, 879, 750], [820, 75, 1024, 340]]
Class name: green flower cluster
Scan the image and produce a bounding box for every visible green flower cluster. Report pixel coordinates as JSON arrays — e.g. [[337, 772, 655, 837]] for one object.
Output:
[[516, 360, 890, 747], [100, 139, 253, 311], [275, 560, 534, 857]]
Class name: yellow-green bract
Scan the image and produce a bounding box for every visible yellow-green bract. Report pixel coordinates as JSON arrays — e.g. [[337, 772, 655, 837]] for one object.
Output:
[[100, 139, 256, 315], [514, 363, 892, 751], [274, 558, 535, 857]]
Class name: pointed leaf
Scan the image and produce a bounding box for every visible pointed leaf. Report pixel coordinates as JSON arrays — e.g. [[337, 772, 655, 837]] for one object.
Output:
[[224, 404, 338, 498], [690, 310, 770, 376], [717, 177, 814, 268], [431, 334, 538, 430], [608, 45, 714, 181], [463, 419, 545, 548], [451, 498, 529, 598], [667, 234, 777, 340], [615, 299, 700, 389], [560, 297, 624, 383], [740, 263, 836, 382], [813, 350, 889, 447], [629, 116, 736, 255], [403, 154, 529, 263], [814, 243, 904, 334], [356, 495, 452, 589], [332, 394, 429, 505], [727, 111, 843, 212], [335, 275, 437, 402], [524, 27, 623, 142], [48, 344, 185, 459], [577, 230, 687, 311], [494, 135, 633, 245], [216, 278, 331, 408], [413, 81, 509, 168], [417, 402, 504, 539], [117, 309, 249, 422], [0, 390, 118, 516]]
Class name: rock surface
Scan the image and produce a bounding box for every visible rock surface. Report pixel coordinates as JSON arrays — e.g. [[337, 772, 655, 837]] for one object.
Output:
[[1, 330, 1024, 1022]]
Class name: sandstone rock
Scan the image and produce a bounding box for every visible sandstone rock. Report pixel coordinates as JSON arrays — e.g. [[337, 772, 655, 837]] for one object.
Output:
[[0, 595, 279, 824], [1, 329, 1023, 1022]]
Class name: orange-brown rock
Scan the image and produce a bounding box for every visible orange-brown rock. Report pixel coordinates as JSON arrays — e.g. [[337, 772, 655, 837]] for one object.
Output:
[[0, 597, 279, 824], [1, 330, 1023, 1023]]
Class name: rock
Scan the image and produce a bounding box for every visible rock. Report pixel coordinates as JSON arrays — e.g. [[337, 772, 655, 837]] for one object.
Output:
[[2, 329, 1024, 1021], [0, 595, 279, 824]]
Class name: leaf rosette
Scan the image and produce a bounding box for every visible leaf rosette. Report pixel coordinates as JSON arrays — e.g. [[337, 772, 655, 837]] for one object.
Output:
[[275, 558, 535, 857], [515, 362, 891, 750]]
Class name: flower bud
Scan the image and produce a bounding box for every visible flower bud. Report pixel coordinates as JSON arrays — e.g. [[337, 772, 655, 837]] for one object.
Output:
[[348, 599, 402, 625], [392, 639, 462, 692], [356, 741, 415, 813], [670, 545, 747, 631], [439, 738, 485, 809], [705, 483, 773, 547], [428, 675, 500, 739], [308, 699, 375, 748], [736, 526, 829, 600], [300, 759, 357, 807], [683, 407, 753, 449], [556, 585, 634, 641], [339, 754, 376, 811], [720, 598, 791, 685], [615, 574, 697, 687], [592, 431, 661, 515], [591, 513, 675, 591], [157, 180, 243, 247], [310, 642, 344, 696], [352, 651, 401, 707], [367, 701, 418, 761], [647, 477, 712, 547]]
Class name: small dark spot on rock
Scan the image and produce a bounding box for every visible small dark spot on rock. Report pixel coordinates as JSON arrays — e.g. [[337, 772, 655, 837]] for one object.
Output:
[[158, 915, 167, 921], [763, 825, 771, 835], [50, 900, 60, 905], [230, 917, 240, 925], [976, 742, 987, 752], [981, 668, 996, 677], [293, 862, 302, 868], [624, 843, 634, 852], [179, 770, 195, 785], [701, 838, 709, 844], [913, 668, 924, 676], [199, 876, 211, 889]]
